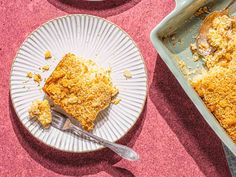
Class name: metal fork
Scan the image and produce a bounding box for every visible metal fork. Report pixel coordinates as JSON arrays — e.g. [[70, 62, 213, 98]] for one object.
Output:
[[51, 110, 139, 161]]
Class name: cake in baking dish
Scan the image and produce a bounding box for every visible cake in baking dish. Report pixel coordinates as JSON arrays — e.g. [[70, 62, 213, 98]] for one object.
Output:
[[191, 14, 236, 142]]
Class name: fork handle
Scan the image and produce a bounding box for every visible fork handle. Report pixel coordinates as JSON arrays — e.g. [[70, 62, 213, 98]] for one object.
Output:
[[70, 125, 139, 161]]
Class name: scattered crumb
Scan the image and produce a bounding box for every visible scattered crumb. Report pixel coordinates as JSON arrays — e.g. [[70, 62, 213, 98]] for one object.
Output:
[[190, 43, 201, 62], [112, 98, 121, 105], [123, 69, 132, 79], [176, 58, 192, 78], [33, 74, 42, 83], [190, 43, 197, 54], [169, 33, 176, 41], [29, 99, 52, 128], [193, 54, 200, 62], [26, 72, 43, 84], [176, 58, 190, 76], [44, 50, 52, 59], [41, 65, 50, 71], [194, 6, 210, 17], [188, 69, 197, 75], [26, 72, 33, 78], [176, 57, 204, 78], [177, 39, 182, 44]]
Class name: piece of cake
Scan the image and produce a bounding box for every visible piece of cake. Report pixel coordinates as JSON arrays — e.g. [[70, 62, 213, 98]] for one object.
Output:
[[29, 99, 52, 128], [43, 53, 118, 131]]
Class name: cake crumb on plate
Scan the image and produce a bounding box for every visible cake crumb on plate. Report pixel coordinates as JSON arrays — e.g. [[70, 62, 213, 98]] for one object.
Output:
[[44, 50, 52, 59], [41, 65, 50, 71], [28, 99, 52, 128], [123, 69, 132, 79], [112, 98, 121, 105], [33, 74, 42, 83], [26, 72, 33, 78]]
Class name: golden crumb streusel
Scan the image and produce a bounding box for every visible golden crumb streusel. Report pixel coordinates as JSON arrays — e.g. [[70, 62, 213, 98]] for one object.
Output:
[[41, 65, 50, 71], [29, 99, 52, 128], [123, 69, 132, 79], [43, 53, 118, 131], [33, 74, 42, 83], [192, 60, 236, 141], [194, 6, 210, 17], [191, 14, 236, 142], [111, 98, 121, 105], [27, 72, 33, 78], [44, 50, 52, 59], [26, 72, 42, 84], [205, 15, 236, 68]]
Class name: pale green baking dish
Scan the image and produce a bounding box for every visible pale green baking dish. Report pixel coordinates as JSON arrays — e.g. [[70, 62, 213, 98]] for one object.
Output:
[[150, 0, 236, 156]]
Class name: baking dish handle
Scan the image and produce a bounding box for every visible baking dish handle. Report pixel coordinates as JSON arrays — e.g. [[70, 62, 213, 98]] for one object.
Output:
[[175, 0, 189, 9]]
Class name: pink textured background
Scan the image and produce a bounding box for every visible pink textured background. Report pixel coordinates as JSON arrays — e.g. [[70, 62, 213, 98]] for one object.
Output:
[[0, 0, 232, 176]]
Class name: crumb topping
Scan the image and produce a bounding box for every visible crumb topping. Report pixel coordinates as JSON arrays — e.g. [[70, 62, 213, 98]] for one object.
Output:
[[33, 74, 42, 83], [43, 53, 118, 131], [191, 14, 236, 142]]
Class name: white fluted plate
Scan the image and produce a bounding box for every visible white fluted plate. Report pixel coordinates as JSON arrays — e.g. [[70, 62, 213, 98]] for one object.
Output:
[[10, 14, 147, 153]]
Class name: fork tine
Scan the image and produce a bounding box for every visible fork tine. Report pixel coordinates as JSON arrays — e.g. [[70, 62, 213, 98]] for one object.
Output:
[[53, 113, 64, 122], [51, 121, 61, 129], [51, 109, 67, 129]]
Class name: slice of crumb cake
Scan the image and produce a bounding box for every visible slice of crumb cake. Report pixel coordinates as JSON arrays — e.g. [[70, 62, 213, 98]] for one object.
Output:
[[43, 53, 118, 131]]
